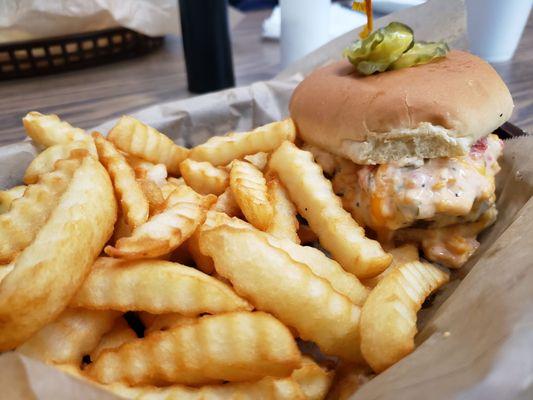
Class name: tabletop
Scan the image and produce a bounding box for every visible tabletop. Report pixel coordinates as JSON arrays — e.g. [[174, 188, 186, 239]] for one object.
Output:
[[0, 9, 531, 146]]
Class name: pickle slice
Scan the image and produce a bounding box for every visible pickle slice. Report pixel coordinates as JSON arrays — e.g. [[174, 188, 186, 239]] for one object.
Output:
[[390, 41, 450, 70], [344, 22, 414, 75]]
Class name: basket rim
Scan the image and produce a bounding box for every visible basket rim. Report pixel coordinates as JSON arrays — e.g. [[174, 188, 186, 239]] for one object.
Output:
[[0, 27, 162, 51]]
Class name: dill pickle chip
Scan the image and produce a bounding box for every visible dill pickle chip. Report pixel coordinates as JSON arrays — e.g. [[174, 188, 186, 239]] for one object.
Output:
[[390, 41, 450, 70], [344, 22, 414, 75]]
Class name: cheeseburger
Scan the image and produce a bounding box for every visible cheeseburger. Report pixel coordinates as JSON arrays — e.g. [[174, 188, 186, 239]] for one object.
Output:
[[290, 46, 513, 268]]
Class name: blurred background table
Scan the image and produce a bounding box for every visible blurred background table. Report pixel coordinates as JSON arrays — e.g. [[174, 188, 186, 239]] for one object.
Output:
[[0, 9, 531, 146]]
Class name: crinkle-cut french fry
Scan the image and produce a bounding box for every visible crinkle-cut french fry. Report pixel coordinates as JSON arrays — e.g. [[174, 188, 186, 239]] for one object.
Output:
[[18, 308, 119, 364], [105, 185, 215, 259], [108, 116, 189, 176], [180, 159, 229, 195], [186, 230, 215, 274], [126, 156, 168, 186], [141, 313, 197, 335], [112, 212, 133, 243], [244, 152, 269, 170], [297, 224, 318, 245], [70, 258, 252, 315], [204, 211, 368, 306], [363, 244, 420, 288], [212, 187, 241, 216], [326, 362, 373, 400], [211, 271, 232, 286], [301, 143, 341, 176], [360, 261, 449, 372], [22, 111, 96, 154], [0, 262, 14, 284], [189, 119, 296, 166], [93, 132, 149, 229], [167, 177, 185, 187], [292, 356, 334, 400], [0, 156, 83, 263], [200, 224, 363, 361], [24, 141, 96, 184], [160, 177, 186, 198], [88, 311, 301, 386], [266, 177, 300, 243], [186, 209, 242, 275], [59, 361, 317, 400], [230, 160, 273, 231], [109, 377, 306, 400], [395, 207, 497, 269], [90, 317, 137, 362], [0, 156, 117, 350], [270, 141, 391, 279], [265, 235, 369, 307], [202, 210, 250, 231], [61, 356, 326, 400], [137, 179, 166, 215], [0, 185, 26, 214]]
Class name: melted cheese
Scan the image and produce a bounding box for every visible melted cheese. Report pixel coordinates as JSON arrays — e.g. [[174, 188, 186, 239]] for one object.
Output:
[[335, 134, 503, 231]]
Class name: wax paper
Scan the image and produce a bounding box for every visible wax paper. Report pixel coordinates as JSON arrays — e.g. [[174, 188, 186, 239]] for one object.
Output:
[[1, 0, 532, 398]]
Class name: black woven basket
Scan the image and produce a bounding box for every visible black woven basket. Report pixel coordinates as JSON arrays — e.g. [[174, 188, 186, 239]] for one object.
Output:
[[0, 27, 164, 80]]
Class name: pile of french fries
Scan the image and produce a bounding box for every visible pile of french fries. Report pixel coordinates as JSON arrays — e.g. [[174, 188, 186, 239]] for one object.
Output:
[[0, 111, 451, 399]]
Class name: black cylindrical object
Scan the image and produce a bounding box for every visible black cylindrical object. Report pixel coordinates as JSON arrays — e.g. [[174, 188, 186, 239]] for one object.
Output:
[[179, 0, 235, 93]]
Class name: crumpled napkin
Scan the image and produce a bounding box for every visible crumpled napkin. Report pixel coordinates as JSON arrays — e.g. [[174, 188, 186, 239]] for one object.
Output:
[[0, 0, 179, 43]]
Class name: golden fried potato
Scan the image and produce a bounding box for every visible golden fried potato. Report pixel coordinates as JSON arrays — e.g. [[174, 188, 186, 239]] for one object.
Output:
[[22, 111, 96, 153], [23, 141, 95, 184], [112, 212, 133, 244], [18, 308, 119, 364], [363, 244, 419, 288], [136, 179, 166, 215], [266, 177, 299, 243], [108, 116, 189, 176], [326, 363, 373, 400], [71, 258, 251, 315], [186, 230, 215, 274], [266, 235, 369, 307], [292, 356, 334, 400], [206, 211, 367, 306], [270, 141, 391, 279], [60, 354, 328, 400], [395, 207, 497, 269], [90, 318, 137, 361], [141, 313, 197, 335], [160, 177, 185, 199], [212, 187, 241, 216], [230, 160, 273, 231], [360, 261, 449, 372], [102, 376, 306, 400], [126, 156, 168, 186], [93, 132, 149, 229], [244, 151, 269, 170], [180, 158, 229, 195], [200, 224, 362, 361], [0, 185, 26, 214], [105, 185, 215, 259], [88, 311, 301, 386], [301, 142, 340, 176], [0, 156, 83, 263], [189, 119, 295, 166], [0, 156, 117, 350], [0, 262, 14, 284]]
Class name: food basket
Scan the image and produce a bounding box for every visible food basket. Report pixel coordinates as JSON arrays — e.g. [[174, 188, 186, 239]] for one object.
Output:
[[0, 27, 164, 80]]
